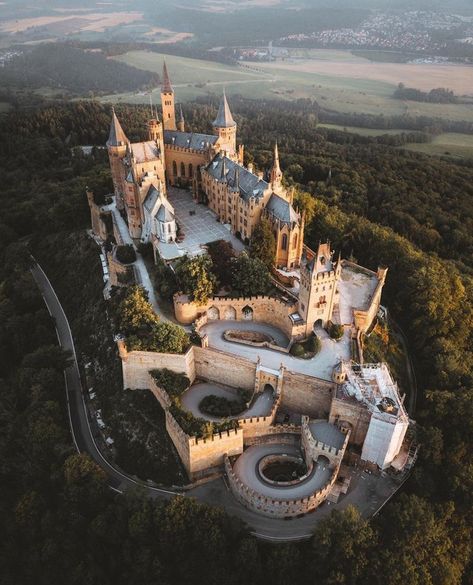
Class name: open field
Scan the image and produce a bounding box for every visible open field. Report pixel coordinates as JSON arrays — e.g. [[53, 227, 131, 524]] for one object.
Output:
[[0, 12, 144, 34], [258, 53, 473, 96], [401, 133, 473, 159], [317, 124, 418, 137], [106, 50, 473, 125]]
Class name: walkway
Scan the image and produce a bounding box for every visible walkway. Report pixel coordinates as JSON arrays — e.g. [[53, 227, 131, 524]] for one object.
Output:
[[233, 444, 331, 500], [200, 321, 351, 381], [101, 198, 163, 317], [181, 383, 274, 422]]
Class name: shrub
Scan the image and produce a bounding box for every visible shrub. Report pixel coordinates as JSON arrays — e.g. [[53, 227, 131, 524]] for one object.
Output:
[[199, 394, 245, 417], [306, 334, 321, 354], [329, 322, 344, 340], [290, 342, 305, 357], [115, 244, 136, 264], [151, 368, 190, 398]]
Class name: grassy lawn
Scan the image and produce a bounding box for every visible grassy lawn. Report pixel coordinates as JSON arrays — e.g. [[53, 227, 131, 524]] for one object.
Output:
[[401, 133, 473, 159], [318, 123, 418, 136]]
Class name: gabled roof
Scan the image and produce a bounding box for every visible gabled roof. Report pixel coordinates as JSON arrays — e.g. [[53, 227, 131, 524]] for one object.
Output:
[[106, 108, 127, 147], [164, 130, 217, 151], [212, 91, 236, 128], [161, 61, 173, 93], [265, 193, 300, 225], [143, 185, 175, 222], [205, 153, 268, 202]]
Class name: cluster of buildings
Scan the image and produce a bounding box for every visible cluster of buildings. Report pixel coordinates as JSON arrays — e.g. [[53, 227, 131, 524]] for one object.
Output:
[[279, 11, 471, 54], [89, 63, 416, 520]]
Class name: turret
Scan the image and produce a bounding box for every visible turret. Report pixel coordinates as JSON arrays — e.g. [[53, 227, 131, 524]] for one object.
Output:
[[161, 62, 176, 131], [177, 105, 185, 132], [212, 90, 237, 155]]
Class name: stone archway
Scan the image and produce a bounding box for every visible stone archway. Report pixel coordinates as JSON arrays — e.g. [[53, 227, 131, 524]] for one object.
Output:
[[207, 306, 220, 320], [242, 305, 254, 321], [224, 306, 236, 320]]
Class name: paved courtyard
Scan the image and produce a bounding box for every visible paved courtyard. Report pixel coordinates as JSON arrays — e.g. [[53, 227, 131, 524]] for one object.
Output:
[[168, 187, 245, 257]]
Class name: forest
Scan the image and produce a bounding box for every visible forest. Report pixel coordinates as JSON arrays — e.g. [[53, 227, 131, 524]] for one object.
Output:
[[0, 99, 472, 584], [0, 44, 160, 96]]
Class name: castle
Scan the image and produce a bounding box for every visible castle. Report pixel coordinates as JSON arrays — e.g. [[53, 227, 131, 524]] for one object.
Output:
[[87, 64, 416, 522], [105, 62, 303, 271]]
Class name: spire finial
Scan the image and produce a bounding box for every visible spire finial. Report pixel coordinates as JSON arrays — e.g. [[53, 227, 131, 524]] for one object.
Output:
[[162, 61, 173, 93]]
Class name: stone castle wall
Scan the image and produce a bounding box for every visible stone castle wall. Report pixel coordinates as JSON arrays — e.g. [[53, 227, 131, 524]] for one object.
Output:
[[301, 416, 349, 468], [118, 341, 196, 389], [174, 294, 305, 340], [225, 454, 337, 518], [329, 395, 372, 446], [194, 346, 257, 390], [281, 370, 333, 418]]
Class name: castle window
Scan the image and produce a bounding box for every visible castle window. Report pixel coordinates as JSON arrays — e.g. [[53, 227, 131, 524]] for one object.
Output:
[[172, 161, 177, 176], [293, 234, 298, 249], [282, 234, 288, 250], [189, 163, 193, 177], [180, 162, 186, 177]]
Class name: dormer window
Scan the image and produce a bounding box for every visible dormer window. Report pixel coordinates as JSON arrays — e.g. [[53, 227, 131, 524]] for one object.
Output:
[[320, 256, 326, 265]]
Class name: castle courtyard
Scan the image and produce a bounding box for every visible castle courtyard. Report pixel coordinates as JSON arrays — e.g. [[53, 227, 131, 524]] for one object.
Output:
[[167, 187, 245, 257]]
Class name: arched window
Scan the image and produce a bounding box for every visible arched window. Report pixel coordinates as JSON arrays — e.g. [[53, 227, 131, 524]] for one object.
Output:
[[293, 234, 298, 249], [282, 233, 288, 250], [172, 161, 177, 176], [189, 163, 193, 177], [180, 162, 186, 177]]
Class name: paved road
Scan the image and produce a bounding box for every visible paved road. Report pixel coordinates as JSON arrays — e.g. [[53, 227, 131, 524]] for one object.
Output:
[[31, 262, 177, 498], [201, 320, 351, 381]]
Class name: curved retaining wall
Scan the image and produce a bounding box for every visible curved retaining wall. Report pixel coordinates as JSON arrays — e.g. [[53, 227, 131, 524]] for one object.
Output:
[[225, 454, 337, 518]]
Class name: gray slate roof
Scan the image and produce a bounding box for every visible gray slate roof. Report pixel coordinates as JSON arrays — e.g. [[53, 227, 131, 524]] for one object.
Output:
[[265, 193, 300, 225], [144, 185, 175, 222], [205, 154, 268, 202], [164, 130, 217, 151], [106, 109, 127, 147], [212, 92, 236, 128], [143, 185, 160, 213], [156, 204, 174, 222]]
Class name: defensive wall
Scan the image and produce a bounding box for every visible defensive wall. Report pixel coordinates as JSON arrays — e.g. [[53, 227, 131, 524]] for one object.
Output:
[[225, 453, 338, 518], [341, 261, 388, 334], [301, 416, 349, 468], [174, 293, 306, 340], [117, 340, 335, 421], [329, 391, 372, 446]]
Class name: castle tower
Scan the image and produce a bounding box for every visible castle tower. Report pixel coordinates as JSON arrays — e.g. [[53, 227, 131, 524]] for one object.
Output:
[[161, 62, 176, 131], [107, 107, 128, 204], [270, 141, 283, 192], [212, 91, 237, 155], [298, 242, 341, 336], [177, 105, 185, 132]]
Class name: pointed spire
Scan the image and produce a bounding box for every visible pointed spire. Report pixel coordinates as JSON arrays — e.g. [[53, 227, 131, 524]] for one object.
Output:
[[162, 61, 173, 93], [270, 141, 283, 186], [179, 104, 184, 123], [107, 107, 127, 147], [212, 90, 236, 128]]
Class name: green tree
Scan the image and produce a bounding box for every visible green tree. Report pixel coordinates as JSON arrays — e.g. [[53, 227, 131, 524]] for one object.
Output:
[[206, 239, 235, 287], [117, 285, 158, 335], [310, 506, 377, 584], [249, 217, 276, 269], [231, 252, 271, 296], [175, 254, 217, 305]]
